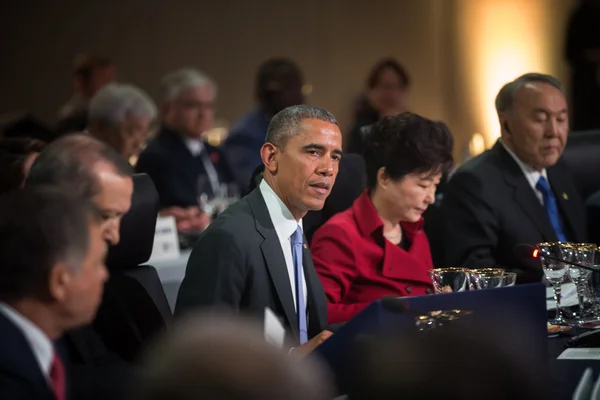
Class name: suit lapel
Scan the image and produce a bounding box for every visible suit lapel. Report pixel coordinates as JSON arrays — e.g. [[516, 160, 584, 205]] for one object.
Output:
[[494, 143, 558, 242], [248, 189, 299, 337]]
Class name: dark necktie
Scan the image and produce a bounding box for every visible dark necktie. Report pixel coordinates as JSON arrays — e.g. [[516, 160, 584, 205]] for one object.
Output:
[[536, 176, 567, 242], [50, 349, 66, 400], [290, 226, 308, 344]]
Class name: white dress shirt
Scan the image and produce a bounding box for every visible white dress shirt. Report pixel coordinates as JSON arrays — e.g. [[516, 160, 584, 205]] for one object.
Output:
[[259, 179, 308, 312], [500, 139, 549, 206], [183, 137, 220, 195], [0, 303, 53, 381]]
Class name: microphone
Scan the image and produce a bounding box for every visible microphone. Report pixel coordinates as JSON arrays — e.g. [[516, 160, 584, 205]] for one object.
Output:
[[514, 243, 598, 273]]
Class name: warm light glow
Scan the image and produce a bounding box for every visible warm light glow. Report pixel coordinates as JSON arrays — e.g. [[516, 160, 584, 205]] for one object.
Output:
[[468, 133, 486, 156], [532, 249, 539, 258], [459, 0, 553, 147]]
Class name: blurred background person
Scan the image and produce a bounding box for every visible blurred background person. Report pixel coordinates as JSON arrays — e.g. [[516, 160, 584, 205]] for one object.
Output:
[[311, 113, 453, 324], [565, 0, 600, 131], [56, 54, 117, 136], [130, 313, 333, 400], [88, 83, 157, 163], [223, 58, 306, 192], [136, 68, 234, 233], [0, 187, 108, 399], [0, 137, 46, 193], [346, 58, 411, 154]]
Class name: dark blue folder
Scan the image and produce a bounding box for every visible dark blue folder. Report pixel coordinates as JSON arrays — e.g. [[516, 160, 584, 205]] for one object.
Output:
[[314, 283, 548, 393]]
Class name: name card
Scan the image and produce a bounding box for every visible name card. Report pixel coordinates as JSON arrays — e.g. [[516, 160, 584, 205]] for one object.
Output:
[[264, 307, 285, 349], [149, 216, 180, 262], [558, 348, 600, 360]]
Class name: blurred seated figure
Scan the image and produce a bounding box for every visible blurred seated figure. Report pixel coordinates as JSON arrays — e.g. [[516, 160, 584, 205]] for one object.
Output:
[[88, 83, 157, 162], [56, 54, 116, 136], [0, 186, 108, 400], [441, 73, 586, 283], [346, 58, 411, 154], [136, 68, 235, 233], [131, 313, 333, 400], [347, 327, 553, 400], [223, 58, 306, 191], [311, 113, 453, 324], [0, 137, 46, 192]]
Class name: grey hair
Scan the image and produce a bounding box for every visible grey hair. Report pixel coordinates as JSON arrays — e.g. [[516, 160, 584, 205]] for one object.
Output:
[[161, 68, 218, 101], [89, 83, 157, 128], [131, 311, 333, 400], [265, 104, 339, 148], [495, 73, 565, 114], [26, 134, 133, 201]]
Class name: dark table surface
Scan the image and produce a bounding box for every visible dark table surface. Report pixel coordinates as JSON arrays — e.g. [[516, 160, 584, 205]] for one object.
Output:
[[549, 330, 600, 398]]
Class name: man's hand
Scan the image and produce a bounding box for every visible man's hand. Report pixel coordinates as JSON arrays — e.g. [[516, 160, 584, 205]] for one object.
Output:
[[292, 330, 333, 358], [160, 206, 211, 233]]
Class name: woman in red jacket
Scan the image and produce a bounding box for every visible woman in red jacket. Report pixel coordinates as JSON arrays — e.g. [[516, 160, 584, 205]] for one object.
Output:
[[311, 113, 453, 324]]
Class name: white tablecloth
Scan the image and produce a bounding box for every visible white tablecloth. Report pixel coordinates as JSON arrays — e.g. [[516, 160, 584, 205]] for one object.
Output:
[[152, 249, 191, 312]]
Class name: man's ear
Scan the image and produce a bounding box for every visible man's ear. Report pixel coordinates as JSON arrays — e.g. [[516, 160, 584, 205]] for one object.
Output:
[[261, 143, 279, 174], [48, 263, 72, 303], [499, 112, 512, 136]]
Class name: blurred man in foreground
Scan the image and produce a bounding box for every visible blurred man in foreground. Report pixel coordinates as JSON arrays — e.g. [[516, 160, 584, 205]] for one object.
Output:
[[0, 187, 107, 399], [131, 313, 332, 400]]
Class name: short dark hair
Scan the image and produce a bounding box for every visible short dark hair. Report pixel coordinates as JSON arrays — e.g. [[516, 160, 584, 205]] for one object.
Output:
[[265, 105, 338, 148], [256, 58, 304, 113], [26, 134, 133, 200], [0, 186, 96, 302], [73, 53, 113, 83], [367, 58, 411, 90], [495, 73, 564, 114], [363, 113, 453, 190]]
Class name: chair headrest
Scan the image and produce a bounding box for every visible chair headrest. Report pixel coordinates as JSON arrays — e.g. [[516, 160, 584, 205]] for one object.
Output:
[[106, 173, 158, 270], [562, 130, 600, 200]]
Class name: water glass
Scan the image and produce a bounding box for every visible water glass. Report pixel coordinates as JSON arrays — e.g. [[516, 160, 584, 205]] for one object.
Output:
[[429, 268, 472, 294], [470, 268, 504, 290], [502, 272, 517, 287], [537, 242, 567, 324]]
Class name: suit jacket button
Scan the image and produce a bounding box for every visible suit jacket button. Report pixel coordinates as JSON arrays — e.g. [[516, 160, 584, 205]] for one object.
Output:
[[426, 288, 432, 295], [405, 286, 412, 294]]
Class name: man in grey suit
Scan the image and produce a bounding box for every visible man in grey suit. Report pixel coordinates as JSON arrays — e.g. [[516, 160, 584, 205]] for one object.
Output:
[[175, 104, 343, 355]]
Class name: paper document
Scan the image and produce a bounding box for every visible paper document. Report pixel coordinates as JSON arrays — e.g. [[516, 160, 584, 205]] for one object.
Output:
[[264, 307, 285, 349], [558, 348, 600, 360]]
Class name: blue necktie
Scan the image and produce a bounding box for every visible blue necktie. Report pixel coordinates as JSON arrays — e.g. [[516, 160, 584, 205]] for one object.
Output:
[[536, 176, 567, 242], [291, 226, 308, 344]]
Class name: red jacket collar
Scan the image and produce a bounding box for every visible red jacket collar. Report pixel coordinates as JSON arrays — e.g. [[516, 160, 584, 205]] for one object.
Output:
[[353, 190, 424, 240]]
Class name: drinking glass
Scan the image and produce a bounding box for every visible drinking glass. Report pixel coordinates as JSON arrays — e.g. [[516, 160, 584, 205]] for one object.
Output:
[[197, 176, 216, 215], [471, 268, 504, 290], [571, 243, 596, 321], [537, 242, 567, 324], [429, 268, 472, 294], [502, 272, 517, 287]]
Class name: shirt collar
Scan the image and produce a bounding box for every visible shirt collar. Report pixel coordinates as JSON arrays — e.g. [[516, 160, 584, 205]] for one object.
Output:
[[500, 139, 548, 187], [0, 303, 54, 379], [183, 137, 205, 156], [259, 179, 302, 240]]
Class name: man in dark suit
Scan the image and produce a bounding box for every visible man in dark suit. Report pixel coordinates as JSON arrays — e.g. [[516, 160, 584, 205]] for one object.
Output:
[[175, 104, 342, 354], [26, 134, 135, 399], [442, 73, 586, 283], [0, 186, 108, 399], [136, 68, 235, 233]]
